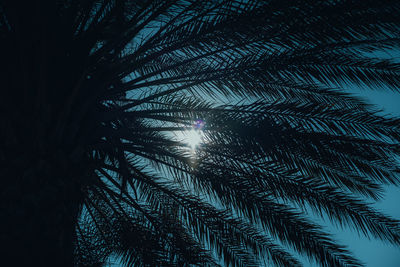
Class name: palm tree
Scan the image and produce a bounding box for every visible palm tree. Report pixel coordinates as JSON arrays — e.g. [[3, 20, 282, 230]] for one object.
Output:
[[1, 0, 400, 266]]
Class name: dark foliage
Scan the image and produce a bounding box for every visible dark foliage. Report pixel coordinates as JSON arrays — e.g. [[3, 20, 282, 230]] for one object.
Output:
[[1, 1, 400, 266]]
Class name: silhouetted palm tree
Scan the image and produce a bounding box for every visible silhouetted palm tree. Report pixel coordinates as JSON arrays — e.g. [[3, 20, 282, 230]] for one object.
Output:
[[1, 1, 400, 266]]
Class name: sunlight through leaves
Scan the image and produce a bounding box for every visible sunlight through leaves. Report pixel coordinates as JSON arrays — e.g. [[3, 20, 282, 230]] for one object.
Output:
[[174, 120, 206, 151]]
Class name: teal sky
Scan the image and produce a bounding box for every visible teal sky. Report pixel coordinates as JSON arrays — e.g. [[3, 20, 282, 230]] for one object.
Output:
[[303, 48, 400, 267], [302, 88, 400, 267], [108, 89, 400, 267], [110, 50, 400, 267], [341, 89, 400, 267]]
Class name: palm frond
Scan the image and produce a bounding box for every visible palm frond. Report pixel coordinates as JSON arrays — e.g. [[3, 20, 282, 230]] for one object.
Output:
[[2, 1, 400, 266]]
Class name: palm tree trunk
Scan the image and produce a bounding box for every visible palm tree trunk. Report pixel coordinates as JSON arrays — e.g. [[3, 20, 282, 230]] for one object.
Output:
[[1, 157, 83, 266]]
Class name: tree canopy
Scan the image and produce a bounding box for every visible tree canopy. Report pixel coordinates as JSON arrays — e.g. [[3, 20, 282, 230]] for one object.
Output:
[[1, 1, 400, 266]]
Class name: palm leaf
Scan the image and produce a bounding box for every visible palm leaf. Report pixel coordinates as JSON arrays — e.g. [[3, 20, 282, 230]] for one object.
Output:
[[1, 1, 400, 266]]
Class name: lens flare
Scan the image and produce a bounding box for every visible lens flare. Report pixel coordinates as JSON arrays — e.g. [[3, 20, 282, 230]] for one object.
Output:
[[193, 119, 205, 130]]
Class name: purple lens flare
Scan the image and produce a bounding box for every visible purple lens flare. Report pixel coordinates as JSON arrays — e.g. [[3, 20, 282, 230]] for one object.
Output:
[[193, 119, 205, 130]]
